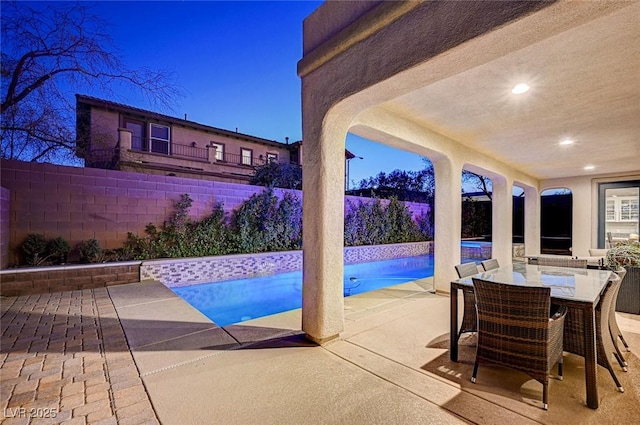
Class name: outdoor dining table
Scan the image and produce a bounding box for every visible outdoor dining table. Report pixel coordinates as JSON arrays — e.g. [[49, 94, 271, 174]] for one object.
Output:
[[450, 262, 613, 409]]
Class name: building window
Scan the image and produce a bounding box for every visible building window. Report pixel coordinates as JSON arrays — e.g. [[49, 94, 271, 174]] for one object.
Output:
[[241, 148, 252, 166], [150, 123, 170, 155], [124, 119, 146, 151], [266, 152, 278, 163], [211, 142, 225, 161], [607, 196, 639, 222], [606, 199, 616, 221]]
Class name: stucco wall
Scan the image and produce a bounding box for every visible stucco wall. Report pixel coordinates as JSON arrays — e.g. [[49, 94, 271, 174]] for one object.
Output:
[[91, 107, 120, 150], [0, 159, 431, 268]]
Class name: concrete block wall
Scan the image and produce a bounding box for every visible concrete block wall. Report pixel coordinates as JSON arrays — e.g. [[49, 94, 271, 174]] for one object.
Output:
[[1, 186, 10, 268], [0, 262, 141, 297], [0, 159, 431, 268]]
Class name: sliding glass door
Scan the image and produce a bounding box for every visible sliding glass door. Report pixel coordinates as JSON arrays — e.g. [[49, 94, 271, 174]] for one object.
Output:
[[598, 180, 640, 248]]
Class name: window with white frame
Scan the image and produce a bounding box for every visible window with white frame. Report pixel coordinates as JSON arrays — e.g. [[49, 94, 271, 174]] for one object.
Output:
[[241, 148, 252, 166], [266, 152, 278, 163], [211, 142, 225, 161], [607, 196, 639, 222], [150, 123, 170, 155]]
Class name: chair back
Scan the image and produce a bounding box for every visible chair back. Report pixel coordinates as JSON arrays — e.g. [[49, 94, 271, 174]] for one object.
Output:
[[455, 262, 479, 278], [537, 257, 587, 268], [614, 267, 627, 284], [480, 258, 499, 271], [596, 273, 623, 368], [471, 277, 565, 409], [472, 278, 551, 333]]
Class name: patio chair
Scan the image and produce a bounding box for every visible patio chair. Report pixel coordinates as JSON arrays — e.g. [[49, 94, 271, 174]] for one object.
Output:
[[563, 272, 626, 392], [471, 278, 567, 410], [454, 263, 480, 341], [609, 268, 629, 368], [480, 258, 499, 271], [536, 257, 587, 268]]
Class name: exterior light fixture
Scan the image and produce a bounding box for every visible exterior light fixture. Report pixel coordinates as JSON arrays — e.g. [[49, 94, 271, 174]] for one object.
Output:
[[584, 165, 595, 171], [512, 83, 530, 94], [560, 139, 574, 146]]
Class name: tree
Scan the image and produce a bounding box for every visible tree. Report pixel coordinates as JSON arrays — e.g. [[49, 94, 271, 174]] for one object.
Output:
[[1, 1, 180, 163], [355, 167, 434, 203], [462, 170, 492, 200], [250, 161, 302, 190]]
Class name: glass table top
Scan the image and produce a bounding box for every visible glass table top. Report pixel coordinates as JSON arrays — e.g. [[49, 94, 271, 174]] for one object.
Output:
[[453, 263, 613, 303]]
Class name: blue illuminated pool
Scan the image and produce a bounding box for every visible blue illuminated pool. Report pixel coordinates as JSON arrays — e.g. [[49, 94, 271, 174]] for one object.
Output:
[[172, 253, 483, 327]]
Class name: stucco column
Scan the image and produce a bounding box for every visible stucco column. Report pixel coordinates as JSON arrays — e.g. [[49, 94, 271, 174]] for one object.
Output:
[[118, 128, 132, 151], [523, 185, 540, 255], [433, 157, 462, 293], [301, 106, 350, 344], [567, 181, 591, 257], [491, 176, 513, 264]]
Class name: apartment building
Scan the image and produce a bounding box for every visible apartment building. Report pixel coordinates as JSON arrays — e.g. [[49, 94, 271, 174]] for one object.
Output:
[[75, 95, 297, 183]]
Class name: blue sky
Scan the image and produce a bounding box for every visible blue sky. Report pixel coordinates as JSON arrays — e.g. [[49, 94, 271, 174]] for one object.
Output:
[[67, 0, 429, 186]]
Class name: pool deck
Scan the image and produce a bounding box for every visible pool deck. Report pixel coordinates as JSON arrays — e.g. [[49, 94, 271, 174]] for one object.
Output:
[[2, 279, 639, 424]]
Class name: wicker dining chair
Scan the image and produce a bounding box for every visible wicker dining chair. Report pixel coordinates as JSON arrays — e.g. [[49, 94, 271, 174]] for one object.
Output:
[[454, 263, 480, 341], [563, 272, 626, 392], [471, 278, 567, 410], [480, 258, 499, 271], [536, 257, 588, 268], [609, 268, 629, 368]]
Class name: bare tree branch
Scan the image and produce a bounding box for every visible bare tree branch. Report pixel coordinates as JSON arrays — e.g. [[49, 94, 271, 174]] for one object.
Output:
[[1, 1, 182, 162], [462, 170, 492, 200]]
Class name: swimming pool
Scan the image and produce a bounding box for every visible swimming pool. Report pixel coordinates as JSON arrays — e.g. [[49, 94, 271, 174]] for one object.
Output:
[[172, 253, 481, 327], [460, 240, 491, 248], [461, 240, 492, 259]]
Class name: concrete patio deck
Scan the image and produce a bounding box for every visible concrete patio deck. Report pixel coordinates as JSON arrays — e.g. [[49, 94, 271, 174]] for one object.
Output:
[[2, 278, 639, 424]]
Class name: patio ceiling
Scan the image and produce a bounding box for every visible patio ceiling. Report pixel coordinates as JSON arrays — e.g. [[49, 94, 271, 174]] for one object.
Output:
[[365, 2, 640, 180]]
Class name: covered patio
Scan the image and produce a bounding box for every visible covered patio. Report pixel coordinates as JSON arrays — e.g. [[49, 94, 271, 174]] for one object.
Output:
[[297, 0, 640, 343]]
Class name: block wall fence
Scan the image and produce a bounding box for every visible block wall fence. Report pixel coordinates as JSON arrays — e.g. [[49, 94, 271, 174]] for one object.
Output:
[[0, 159, 430, 268], [1, 186, 10, 268]]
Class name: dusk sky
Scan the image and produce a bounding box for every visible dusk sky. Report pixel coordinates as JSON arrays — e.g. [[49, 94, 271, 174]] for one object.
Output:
[[63, 0, 428, 187]]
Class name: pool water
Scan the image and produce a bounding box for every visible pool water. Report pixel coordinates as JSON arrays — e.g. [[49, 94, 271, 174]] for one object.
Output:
[[172, 254, 482, 327], [460, 241, 491, 247]]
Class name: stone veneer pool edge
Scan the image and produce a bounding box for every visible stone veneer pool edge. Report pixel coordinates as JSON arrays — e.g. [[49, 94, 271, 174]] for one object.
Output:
[[142, 241, 434, 288]]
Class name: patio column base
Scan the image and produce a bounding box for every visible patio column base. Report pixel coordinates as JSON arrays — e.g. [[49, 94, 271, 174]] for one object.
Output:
[[305, 333, 340, 346]]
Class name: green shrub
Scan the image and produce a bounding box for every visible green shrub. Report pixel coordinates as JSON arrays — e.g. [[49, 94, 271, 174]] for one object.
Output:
[[250, 161, 302, 189], [185, 203, 231, 257], [47, 237, 71, 264], [21, 233, 48, 266], [120, 194, 234, 259], [78, 238, 102, 263], [230, 189, 303, 253], [344, 197, 429, 246], [20, 234, 70, 266]]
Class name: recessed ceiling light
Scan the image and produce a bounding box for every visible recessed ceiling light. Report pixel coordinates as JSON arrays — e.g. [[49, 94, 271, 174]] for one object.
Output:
[[512, 83, 530, 94], [584, 165, 595, 171], [560, 139, 574, 146]]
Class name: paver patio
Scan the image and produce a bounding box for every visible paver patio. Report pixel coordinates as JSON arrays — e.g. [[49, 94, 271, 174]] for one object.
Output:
[[1, 289, 157, 425]]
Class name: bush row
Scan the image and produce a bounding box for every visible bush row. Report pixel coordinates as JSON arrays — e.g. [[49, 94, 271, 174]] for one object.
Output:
[[18, 189, 432, 265]]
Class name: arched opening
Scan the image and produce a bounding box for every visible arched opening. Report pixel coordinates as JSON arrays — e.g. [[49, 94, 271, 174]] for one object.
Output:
[[461, 170, 492, 262], [513, 185, 525, 244], [342, 134, 436, 295], [540, 188, 572, 255]]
